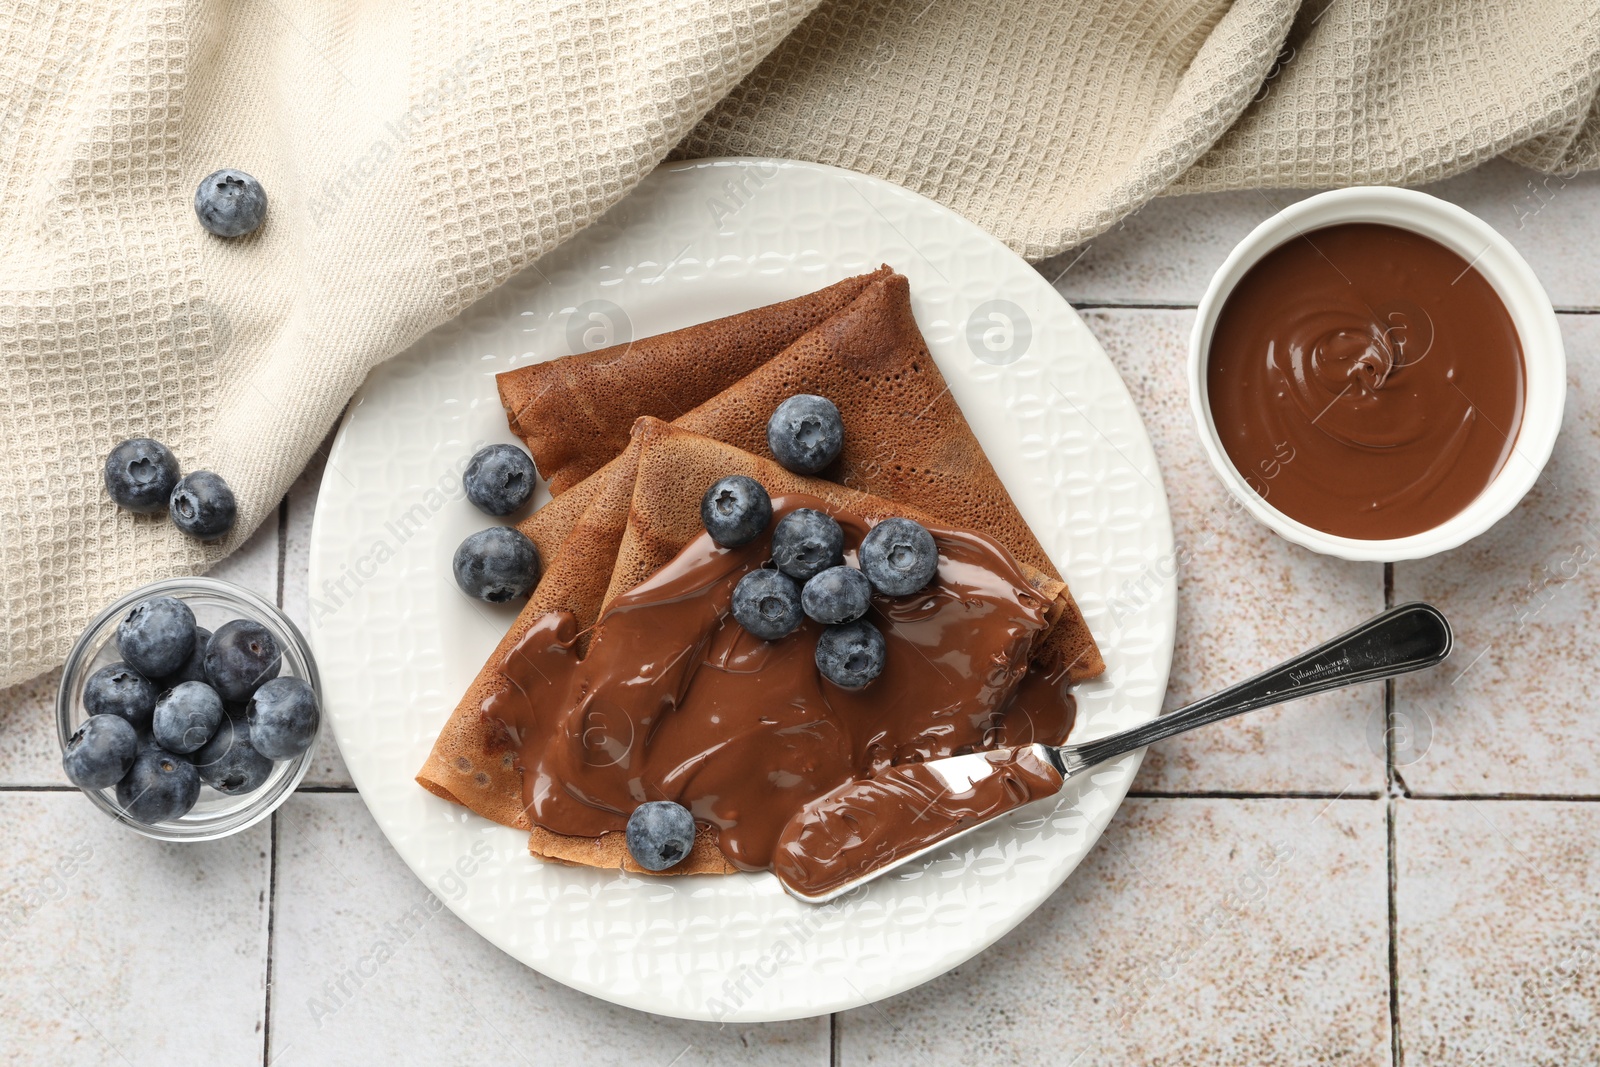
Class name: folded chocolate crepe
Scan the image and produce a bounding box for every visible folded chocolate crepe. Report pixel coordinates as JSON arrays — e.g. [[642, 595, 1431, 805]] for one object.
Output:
[[418, 271, 1104, 874], [500, 267, 891, 495], [509, 269, 1101, 680], [422, 418, 1073, 874]]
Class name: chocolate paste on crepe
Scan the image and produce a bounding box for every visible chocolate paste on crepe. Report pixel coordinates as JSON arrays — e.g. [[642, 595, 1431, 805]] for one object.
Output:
[[488, 493, 1073, 875], [418, 420, 1078, 874], [500, 267, 891, 495]]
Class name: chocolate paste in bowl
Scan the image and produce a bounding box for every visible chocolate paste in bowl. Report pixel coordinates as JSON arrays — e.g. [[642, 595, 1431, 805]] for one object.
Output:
[[1207, 222, 1525, 540]]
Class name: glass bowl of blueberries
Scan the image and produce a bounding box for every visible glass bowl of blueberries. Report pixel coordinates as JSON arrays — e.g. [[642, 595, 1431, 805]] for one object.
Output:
[[56, 576, 321, 841]]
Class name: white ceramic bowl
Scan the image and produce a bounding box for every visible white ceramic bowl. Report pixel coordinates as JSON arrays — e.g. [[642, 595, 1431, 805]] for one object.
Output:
[[1188, 186, 1566, 562]]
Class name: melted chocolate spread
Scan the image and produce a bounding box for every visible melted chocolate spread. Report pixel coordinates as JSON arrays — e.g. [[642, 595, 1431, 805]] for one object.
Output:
[[771, 746, 1065, 898], [484, 494, 1076, 873], [1207, 223, 1525, 540]]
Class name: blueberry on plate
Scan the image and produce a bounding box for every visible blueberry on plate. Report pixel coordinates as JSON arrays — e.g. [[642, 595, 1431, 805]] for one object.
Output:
[[194, 715, 274, 795], [161, 626, 212, 687], [731, 569, 804, 641], [169, 470, 237, 541], [463, 444, 538, 516], [770, 508, 844, 582], [116, 742, 201, 823], [625, 800, 697, 872], [246, 676, 320, 760], [700, 475, 772, 548], [117, 596, 197, 679], [83, 663, 160, 729], [859, 517, 939, 596], [767, 394, 844, 474], [194, 169, 267, 237], [815, 619, 887, 690], [801, 566, 873, 625], [62, 714, 139, 790], [204, 618, 281, 701], [103, 438, 180, 514], [452, 527, 541, 602], [152, 681, 225, 755]]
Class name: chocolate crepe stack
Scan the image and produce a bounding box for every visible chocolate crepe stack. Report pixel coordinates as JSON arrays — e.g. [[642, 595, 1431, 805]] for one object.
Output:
[[417, 268, 1104, 873]]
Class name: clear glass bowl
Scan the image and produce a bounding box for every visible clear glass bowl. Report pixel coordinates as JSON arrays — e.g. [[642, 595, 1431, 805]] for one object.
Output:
[[56, 576, 321, 841]]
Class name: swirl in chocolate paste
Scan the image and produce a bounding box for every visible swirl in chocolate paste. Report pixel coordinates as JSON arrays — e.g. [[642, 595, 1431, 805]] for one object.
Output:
[[483, 494, 1077, 874]]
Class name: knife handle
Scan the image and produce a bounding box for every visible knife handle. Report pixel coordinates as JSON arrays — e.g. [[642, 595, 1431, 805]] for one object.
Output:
[[1051, 602, 1452, 777]]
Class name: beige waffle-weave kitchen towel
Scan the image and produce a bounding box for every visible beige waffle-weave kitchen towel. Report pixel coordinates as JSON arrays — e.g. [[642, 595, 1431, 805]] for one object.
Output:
[[2, 0, 1597, 687]]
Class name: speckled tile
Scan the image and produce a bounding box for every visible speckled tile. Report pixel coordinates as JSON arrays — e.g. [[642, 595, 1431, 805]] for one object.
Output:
[[208, 500, 282, 600], [0, 666, 64, 787], [1396, 799, 1600, 1066], [0, 792, 270, 1065], [0, 511, 280, 787], [838, 797, 1389, 1066], [1392, 315, 1600, 796], [281, 421, 353, 787], [1082, 309, 1386, 793], [267, 793, 829, 1065], [1043, 161, 1600, 311]]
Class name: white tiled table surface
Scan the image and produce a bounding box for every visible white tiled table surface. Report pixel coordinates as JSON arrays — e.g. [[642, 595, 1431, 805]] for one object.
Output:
[[5, 160, 1598, 1066]]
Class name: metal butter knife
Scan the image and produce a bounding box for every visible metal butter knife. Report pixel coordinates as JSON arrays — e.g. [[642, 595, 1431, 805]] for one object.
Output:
[[775, 602, 1453, 903]]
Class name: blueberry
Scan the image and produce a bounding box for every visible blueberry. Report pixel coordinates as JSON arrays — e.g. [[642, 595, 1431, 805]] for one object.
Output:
[[194, 169, 267, 237], [117, 596, 197, 678], [204, 618, 281, 701], [859, 517, 939, 596], [801, 566, 873, 625], [152, 681, 225, 755], [731, 569, 804, 640], [116, 741, 201, 822], [169, 470, 237, 541], [452, 527, 541, 602], [194, 715, 274, 795], [161, 626, 212, 686], [62, 714, 139, 790], [700, 476, 772, 548], [246, 676, 320, 760], [767, 394, 844, 474], [464, 444, 538, 516], [103, 438, 180, 514], [770, 509, 844, 582], [625, 800, 697, 872], [815, 619, 887, 689], [83, 663, 160, 729]]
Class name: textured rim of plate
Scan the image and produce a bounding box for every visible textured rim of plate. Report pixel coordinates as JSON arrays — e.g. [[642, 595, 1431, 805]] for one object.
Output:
[[309, 158, 1176, 1022]]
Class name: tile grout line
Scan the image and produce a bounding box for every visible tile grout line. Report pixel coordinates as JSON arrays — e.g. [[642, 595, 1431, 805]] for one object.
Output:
[[830, 1013, 841, 1066], [1405, 791, 1600, 802], [1059, 300, 1600, 316], [276, 495, 289, 614], [263, 488, 286, 1065], [1384, 562, 1397, 797], [1387, 798, 1403, 1067], [1126, 789, 1384, 800], [1383, 562, 1402, 1067], [262, 811, 280, 1066], [1069, 301, 1199, 310]]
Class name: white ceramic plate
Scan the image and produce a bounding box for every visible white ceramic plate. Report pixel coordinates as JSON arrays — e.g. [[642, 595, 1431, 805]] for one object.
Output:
[[309, 158, 1175, 1022]]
